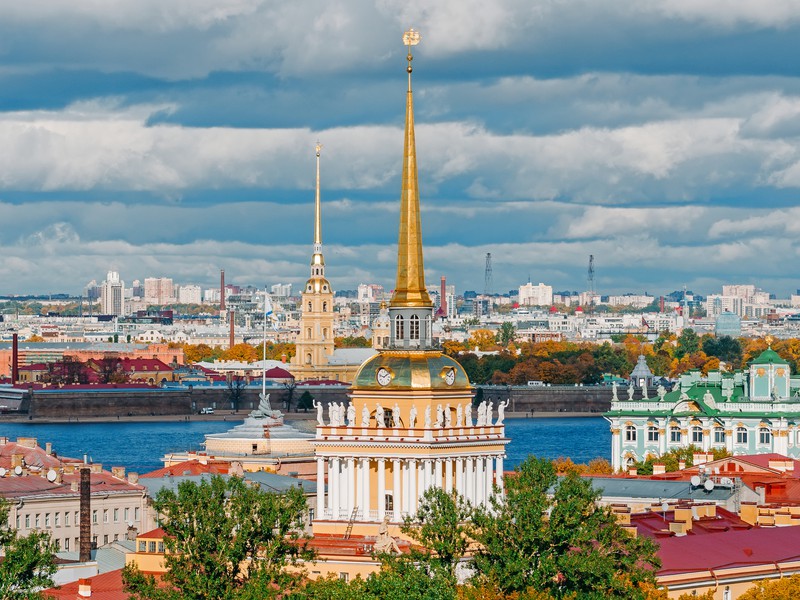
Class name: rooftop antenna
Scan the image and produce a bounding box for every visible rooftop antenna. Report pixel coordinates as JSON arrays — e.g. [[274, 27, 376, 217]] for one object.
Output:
[[484, 252, 493, 296]]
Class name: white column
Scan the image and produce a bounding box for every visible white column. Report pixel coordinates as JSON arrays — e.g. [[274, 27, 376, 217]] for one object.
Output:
[[465, 457, 474, 504], [377, 458, 386, 522], [484, 456, 494, 502], [356, 458, 364, 517], [424, 459, 433, 492], [476, 456, 485, 506], [393, 459, 402, 521], [445, 458, 453, 493], [346, 457, 355, 514], [455, 458, 464, 498], [611, 427, 622, 472], [408, 459, 417, 514], [331, 457, 340, 519], [434, 458, 443, 490], [496, 455, 504, 494], [316, 457, 325, 518], [362, 458, 371, 517]]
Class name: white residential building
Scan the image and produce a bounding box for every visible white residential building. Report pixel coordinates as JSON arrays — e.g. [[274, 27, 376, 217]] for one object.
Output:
[[100, 271, 125, 316], [177, 285, 202, 305], [519, 282, 553, 306]]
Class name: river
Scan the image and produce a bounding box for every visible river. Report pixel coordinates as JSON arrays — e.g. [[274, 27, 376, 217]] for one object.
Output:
[[0, 417, 610, 474]]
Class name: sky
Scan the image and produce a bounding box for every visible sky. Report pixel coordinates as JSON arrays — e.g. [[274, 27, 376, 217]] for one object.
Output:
[[1, 1, 800, 298]]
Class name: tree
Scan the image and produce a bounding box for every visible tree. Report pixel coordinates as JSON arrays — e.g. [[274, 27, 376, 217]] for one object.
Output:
[[335, 336, 371, 348], [497, 323, 516, 348], [675, 329, 700, 360], [738, 573, 800, 599], [123, 475, 312, 600], [222, 343, 259, 362], [297, 390, 314, 412], [0, 498, 57, 599], [227, 375, 246, 411], [468, 329, 498, 352], [470, 457, 660, 599], [283, 381, 299, 412]]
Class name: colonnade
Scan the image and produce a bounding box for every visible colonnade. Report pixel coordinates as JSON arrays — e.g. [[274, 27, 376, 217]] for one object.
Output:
[[316, 454, 504, 521]]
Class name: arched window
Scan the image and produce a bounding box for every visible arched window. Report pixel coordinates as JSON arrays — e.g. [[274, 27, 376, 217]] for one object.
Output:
[[736, 426, 748, 444], [759, 427, 772, 445], [625, 425, 637, 442], [322, 301, 327, 312], [306, 328, 312, 340], [385, 493, 394, 511], [305, 353, 312, 365], [323, 328, 328, 339], [714, 427, 725, 444], [410, 315, 420, 340], [647, 426, 659, 442], [395, 316, 404, 340], [307, 302, 312, 312], [669, 424, 681, 443], [691, 426, 703, 444]]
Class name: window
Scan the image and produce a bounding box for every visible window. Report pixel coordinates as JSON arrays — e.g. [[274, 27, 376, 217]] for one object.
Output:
[[104, 535, 108, 545], [322, 301, 327, 312], [714, 428, 725, 444], [307, 302, 312, 312], [124, 508, 129, 522], [45, 513, 51, 527], [736, 427, 748, 445], [158, 541, 165, 553], [410, 315, 420, 340], [759, 427, 772, 445], [148, 541, 156, 553], [385, 493, 394, 511], [134, 507, 140, 522], [113, 508, 119, 523], [74, 511, 79, 525], [92, 510, 98, 524], [670, 427, 681, 443], [139, 541, 146, 552], [35, 514, 40, 528], [625, 425, 637, 442], [308, 508, 315, 522], [25, 514, 30, 528], [305, 353, 312, 365], [55, 513, 60, 527], [691, 426, 703, 444], [647, 426, 659, 442], [54, 539, 60, 551], [103, 509, 109, 523], [395, 316, 405, 340], [339, 573, 350, 582], [64, 538, 69, 551]]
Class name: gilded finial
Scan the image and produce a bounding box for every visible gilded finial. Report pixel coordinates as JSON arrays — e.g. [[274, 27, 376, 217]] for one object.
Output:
[[315, 141, 322, 157], [766, 335, 774, 348], [404, 28, 420, 87]]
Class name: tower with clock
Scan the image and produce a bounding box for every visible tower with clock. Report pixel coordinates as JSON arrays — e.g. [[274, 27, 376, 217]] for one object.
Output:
[[311, 30, 509, 538]]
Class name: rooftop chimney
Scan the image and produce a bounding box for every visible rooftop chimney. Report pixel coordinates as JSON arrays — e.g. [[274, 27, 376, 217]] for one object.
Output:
[[77, 578, 91, 597], [79, 468, 92, 562], [11, 333, 19, 384], [220, 269, 226, 314], [229, 310, 235, 349], [45, 442, 52, 455], [438, 276, 448, 318]]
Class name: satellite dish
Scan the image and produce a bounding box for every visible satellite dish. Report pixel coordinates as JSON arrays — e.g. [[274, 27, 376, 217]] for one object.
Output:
[[13, 465, 22, 476], [127, 521, 134, 528], [704, 479, 715, 492], [661, 502, 669, 513], [0, 468, 6, 477], [690, 475, 701, 487], [46, 469, 57, 482]]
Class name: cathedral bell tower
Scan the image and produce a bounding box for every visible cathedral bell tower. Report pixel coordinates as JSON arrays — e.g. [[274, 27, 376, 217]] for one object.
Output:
[[312, 31, 509, 537], [293, 144, 335, 373]]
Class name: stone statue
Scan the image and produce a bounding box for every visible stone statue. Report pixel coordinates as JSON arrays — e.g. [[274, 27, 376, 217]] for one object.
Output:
[[477, 401, 486, 426], [657, 385, 666, 402], [373, 515, 401, 554], [612, 381, 619, 402], [642, 385, 649, 400], [328, 402, 338, 427], [496, 398, 510, 425], [409, 404, 417, 428], [375, 403, 385, 428], [424, 405, 432, 428], [313, 399, 324, 426], [456, 403, 463, 427], [347, 402, 356, 427], [362, 404, 370, 427], [679, 389, 689, 401], [435, 404, 444, 428], [703, 389, 714, 404], [627, 385, 635, 401], [444, 403, 452, 428], [465, 404, 474, 427], [486, 401, 494, 426], [392, 403, 401, 428]]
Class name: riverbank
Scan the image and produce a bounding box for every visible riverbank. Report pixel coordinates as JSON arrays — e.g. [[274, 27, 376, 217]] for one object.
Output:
[[0, 409, 602, 424]]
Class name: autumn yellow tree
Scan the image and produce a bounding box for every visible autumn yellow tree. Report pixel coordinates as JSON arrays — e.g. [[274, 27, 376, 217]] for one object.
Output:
[[468, 329, 498, 352], [738, 574, 800, 599], [221, 343, 258, 362]]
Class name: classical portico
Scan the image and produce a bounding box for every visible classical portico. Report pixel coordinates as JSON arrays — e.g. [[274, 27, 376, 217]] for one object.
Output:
[[312, 30, 508, 537]]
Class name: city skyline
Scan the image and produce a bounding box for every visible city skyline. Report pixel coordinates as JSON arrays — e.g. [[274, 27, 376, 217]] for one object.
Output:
[[1, 3, 800, 295]]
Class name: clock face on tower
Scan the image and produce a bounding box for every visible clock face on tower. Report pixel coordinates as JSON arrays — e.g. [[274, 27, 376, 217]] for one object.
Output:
[[376, 367, 393, 386], [444, 367, 456, 386]]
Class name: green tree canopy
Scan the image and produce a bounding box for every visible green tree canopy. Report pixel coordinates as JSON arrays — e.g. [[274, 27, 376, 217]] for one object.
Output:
[[123, 475, 312, 600], [0, 499, 57, 599]]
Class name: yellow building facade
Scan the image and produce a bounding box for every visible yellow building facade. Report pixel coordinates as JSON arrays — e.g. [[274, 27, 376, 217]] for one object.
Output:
[[311, 30, 508, 541]]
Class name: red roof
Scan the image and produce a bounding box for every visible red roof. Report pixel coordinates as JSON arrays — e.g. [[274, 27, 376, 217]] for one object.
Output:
[[264, 367, 294, 379], [44, 569, 126, 599], [657, 525, 800, 575], [631, 505, 752, 540], [119, 358, 173, 372], [138, 527, 167, 539], [140, 459, 230, 479], [17, 363, 48, 371], [0, 439, 79, 471]]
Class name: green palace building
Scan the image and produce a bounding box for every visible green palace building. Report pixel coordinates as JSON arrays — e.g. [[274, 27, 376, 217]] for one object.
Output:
[[605, 346, 800, 471]]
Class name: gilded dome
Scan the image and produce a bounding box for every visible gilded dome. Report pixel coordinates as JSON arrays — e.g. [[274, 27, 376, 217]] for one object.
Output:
[[353, 350, 471, 390]]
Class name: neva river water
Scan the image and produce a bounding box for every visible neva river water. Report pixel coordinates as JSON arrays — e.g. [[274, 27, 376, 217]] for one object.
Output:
[[0, 417, 610, 474]]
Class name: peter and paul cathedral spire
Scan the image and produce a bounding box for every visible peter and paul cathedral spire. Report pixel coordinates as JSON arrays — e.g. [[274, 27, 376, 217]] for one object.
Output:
[[311, 142, 325, 277]]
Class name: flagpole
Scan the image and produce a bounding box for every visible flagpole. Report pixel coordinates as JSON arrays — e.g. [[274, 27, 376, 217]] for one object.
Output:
[[261, 286, 267, 403]]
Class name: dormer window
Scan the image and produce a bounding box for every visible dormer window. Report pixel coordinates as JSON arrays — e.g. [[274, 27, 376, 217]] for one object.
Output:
[[410, 315, 420, 340], [395, 316, 404, 340]]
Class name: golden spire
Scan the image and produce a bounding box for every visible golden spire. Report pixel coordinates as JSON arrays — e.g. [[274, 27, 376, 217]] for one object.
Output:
[[311, 142, 324, 268], [392, 28, 432, 308]]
